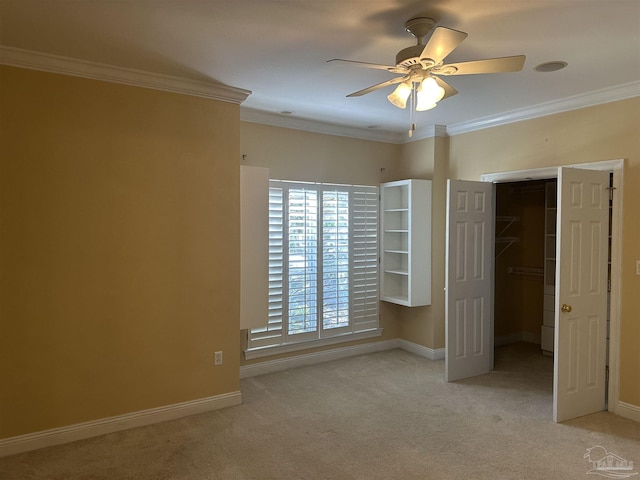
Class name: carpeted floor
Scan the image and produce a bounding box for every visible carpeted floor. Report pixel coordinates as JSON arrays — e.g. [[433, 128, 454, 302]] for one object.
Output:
[[1, 343, 639, 479]]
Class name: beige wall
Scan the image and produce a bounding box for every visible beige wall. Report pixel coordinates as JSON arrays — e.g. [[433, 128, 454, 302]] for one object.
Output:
[[391, 136, 448, 349], [1, 64, 637, 441], [447, 98, 640, 407], [240, 122, 401, 185], [238, 122, 402, 365], [238, 125, 451, 354], [0, 66, 241, 438]]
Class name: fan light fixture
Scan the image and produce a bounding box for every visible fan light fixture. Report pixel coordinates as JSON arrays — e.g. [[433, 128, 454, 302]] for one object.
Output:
[[387, 76, 445, 111], [416, 77, 445, 111], [387, 82, 412, 108], [387, 76, 446, 136]]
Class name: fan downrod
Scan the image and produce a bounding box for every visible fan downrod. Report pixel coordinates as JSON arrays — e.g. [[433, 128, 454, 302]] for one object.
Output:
[[396, 17, 437, 68], [404, 17, 436, 45]]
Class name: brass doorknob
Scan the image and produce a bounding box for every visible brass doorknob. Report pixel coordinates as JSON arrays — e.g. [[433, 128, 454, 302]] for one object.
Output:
[[561, 304, 572, 313]]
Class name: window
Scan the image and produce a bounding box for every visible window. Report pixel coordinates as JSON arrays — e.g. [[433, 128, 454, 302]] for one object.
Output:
[[247, 180, 379, 351]]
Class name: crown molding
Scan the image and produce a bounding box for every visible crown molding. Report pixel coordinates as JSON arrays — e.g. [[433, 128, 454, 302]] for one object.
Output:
[[240, 108, 405, 144], [0, 46, 251, 104], [406, 124, 449, 142], [3, 46, 637, 140], [241, 109, 448, 144], [242, 79, 639, 142], [446, 80, 640, 136]]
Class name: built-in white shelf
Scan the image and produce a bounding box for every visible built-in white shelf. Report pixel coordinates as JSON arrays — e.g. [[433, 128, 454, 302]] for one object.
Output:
[[380, 179, 432, 307]]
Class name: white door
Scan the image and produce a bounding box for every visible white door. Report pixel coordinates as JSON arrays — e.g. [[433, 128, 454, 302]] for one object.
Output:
[[445, 180, 494, 382], [554, 167, 609, 422]]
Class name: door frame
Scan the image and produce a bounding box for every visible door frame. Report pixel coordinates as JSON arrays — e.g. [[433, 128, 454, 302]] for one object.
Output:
[[480, 158, 624, 416]]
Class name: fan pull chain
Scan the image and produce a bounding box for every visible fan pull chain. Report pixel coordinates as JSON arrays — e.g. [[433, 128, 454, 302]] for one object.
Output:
[[408, 82, 416, 137]]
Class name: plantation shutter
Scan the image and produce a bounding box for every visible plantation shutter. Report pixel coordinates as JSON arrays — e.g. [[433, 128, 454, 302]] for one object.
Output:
[[248, 181, 379, 350], [351, 186, 379, 332], [248, 185, 284, 347], [287, 187, 319, 341], [320, 187, 351, 335]]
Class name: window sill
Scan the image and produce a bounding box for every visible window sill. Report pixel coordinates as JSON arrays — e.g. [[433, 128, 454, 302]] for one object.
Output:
[[244, 328, 384, 361]]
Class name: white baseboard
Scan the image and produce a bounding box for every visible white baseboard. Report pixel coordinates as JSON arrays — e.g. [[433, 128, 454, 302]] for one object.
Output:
[[240, 339, 399, 378], [0, 391, 242, 458], [240, 338, 446, 379], [0, 338, 451, 457], [616, 401, 640, 423], [397, 339, 445, 360]]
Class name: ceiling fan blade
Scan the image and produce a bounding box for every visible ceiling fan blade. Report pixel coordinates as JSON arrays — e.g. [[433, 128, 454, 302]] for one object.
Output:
[[439, 55, 526, 75], [347, 76, 406, 97], [327, 59, 408, 74], [433, 76, 458, 100], [420, 27, 468, 65]]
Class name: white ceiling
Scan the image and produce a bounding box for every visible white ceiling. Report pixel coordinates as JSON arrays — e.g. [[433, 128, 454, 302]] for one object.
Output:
[[1, 0, 639, 141]]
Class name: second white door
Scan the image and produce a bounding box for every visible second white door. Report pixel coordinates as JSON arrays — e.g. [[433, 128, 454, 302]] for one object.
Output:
[[445, 180, 494, 382], [554, 167, 609, 422]]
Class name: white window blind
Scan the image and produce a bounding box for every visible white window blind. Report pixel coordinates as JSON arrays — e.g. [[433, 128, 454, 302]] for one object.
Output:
[[248, 181, 379, 350]]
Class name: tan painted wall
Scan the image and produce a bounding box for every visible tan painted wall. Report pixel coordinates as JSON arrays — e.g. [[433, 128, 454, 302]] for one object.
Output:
[[0, 66, 241, 438], [393, 136, 448, 349], [240, 122, 401, 185], [238, 122, 402, 365], [2, 64, 637, 440], [448, 98, 640, 408]]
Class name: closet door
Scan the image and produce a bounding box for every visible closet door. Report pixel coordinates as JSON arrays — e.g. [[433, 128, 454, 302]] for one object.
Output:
[[445, 180, 494, 382], [553, 167, 608, 422]]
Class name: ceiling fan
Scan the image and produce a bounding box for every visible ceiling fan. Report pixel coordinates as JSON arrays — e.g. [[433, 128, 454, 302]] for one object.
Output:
[[328, 17, 526, 131]]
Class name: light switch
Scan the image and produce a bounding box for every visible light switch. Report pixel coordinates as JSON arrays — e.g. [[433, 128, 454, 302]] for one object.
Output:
[[637, 260, 640, 276]]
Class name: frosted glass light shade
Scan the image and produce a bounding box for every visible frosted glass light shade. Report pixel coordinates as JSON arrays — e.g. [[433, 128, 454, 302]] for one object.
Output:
[[387, 82, 412, 109], [416, 77, 445, 111]]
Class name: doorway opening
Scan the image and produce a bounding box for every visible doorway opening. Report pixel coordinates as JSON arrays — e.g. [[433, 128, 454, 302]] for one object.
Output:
[[482, 160, 622, 419], [494, 179, 553, 352]]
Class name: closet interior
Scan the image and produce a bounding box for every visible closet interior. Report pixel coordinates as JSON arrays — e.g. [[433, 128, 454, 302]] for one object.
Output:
[[494, 176, 612, 364]]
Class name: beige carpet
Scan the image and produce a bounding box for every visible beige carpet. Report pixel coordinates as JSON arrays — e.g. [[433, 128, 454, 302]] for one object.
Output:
[[1, 343, 639, 479]]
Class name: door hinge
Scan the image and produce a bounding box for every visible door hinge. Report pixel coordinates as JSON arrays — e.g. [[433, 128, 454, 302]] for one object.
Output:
[[607, 186, 616, 202]]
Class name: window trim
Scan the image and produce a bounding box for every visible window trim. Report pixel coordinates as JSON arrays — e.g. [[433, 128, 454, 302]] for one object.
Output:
[[244, 327, 383, 360]]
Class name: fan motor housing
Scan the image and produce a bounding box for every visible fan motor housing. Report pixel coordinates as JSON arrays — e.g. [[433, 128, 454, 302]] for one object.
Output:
[[396, 45, 430, 68]]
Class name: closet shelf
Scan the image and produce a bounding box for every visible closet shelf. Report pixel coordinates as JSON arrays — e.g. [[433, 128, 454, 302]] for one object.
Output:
[[384, 269, 409, 276], [496, 216, 519, 237], [496, 238, 519, 258], [496, 236, 520, 243], [508, 266, 544, 277], [495, 216, 520, 258]]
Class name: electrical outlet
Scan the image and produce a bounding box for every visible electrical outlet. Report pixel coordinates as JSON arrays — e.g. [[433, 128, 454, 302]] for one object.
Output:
[[214, 351, 223, 366]]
